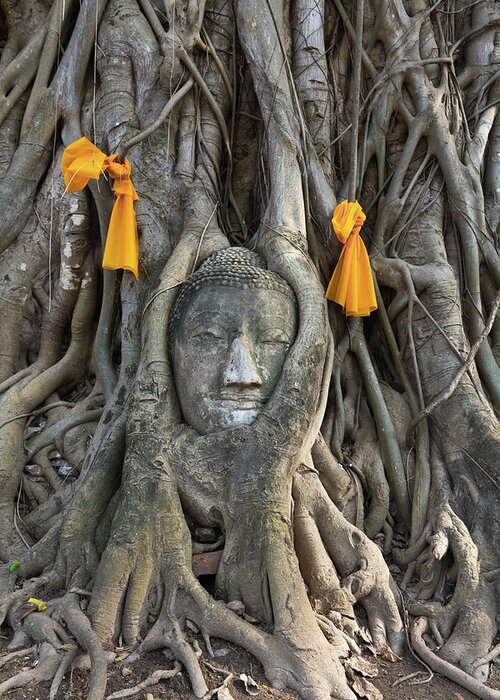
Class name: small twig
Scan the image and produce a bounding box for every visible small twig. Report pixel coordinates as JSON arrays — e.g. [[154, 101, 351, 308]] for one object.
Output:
[[0, 401, 74, 432], [202, 660, 233, 699], [403, 611, 434, 680], [106, 661, 182, 699], [180, 48, 232, 162], [406, 289, 500, 443], [14, 481, 31, 549], [450, 20, 500, 55], [0, 645, 37, 670], [473, 641, 500, 668], [392, 670, 429, 687], [141, 202, 219, 318], [137, 0, 166, 42], [119, 78, 194, 159], [348, 0, 364, 202], [200, 28, 233, 100]]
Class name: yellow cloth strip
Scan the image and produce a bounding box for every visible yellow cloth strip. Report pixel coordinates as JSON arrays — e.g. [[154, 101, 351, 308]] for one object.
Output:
[[61, 137, 139, 278], [325, 200, 377, 317]]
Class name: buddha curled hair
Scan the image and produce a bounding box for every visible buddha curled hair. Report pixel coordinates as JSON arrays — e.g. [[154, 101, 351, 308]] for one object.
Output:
[[169, 247, 296, 336]]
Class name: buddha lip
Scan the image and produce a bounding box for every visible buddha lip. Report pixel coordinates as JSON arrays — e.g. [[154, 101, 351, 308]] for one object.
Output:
[[215, 394, 264, 406]]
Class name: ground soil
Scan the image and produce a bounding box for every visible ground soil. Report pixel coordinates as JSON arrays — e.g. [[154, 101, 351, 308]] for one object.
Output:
[[1, 624, 498, 700]]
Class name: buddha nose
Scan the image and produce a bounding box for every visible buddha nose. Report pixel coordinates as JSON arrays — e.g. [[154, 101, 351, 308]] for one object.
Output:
[[223, 336, 263, 387]]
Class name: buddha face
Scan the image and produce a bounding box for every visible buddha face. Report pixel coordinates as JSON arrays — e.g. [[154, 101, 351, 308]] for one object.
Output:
[[171, 284, 297, 434]]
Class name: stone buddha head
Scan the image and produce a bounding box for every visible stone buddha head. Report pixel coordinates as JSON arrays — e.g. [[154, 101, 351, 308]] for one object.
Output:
[[170, 248, 297, 434]]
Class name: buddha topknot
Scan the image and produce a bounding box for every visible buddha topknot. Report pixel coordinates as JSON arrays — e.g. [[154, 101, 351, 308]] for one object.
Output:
[[169, 247, 296, 336]]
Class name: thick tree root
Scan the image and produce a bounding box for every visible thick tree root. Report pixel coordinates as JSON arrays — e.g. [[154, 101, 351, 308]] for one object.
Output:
[[62, 594, 108, 700], [128, 610, 209, 698], [0, 641, 61, 696], [0, 645, 36, 670], [406, 498, 497, 680], [49, 646, 80, 700]]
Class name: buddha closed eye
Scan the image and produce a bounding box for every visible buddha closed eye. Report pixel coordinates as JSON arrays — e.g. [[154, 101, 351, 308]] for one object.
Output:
[[169, 249, 297, 434]]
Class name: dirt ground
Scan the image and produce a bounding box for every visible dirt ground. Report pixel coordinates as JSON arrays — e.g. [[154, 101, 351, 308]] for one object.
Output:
[[1, 624, 498, 700]]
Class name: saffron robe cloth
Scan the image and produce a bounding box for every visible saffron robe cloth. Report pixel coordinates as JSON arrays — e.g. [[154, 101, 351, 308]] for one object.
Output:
[[62, 137, 139, 278], [325, 200, 377, 317]]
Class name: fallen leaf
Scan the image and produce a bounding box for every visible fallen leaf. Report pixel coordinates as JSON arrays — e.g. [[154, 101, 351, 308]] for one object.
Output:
[[24, 464, 42, 477], [356, 627, 373, 644], [12, 602, 39, 623], [213, 648, 230, 657], [352, 676, 383, 700], [227, 600, 245, 616], [327, 610, 342, 626], [217, 687, 234, 700], [378, 644, 401, 663], [186, 619, 199, 632], [120, 666, 132, 677], [238, 673, 259, 695], [345, 656, 378, 678]]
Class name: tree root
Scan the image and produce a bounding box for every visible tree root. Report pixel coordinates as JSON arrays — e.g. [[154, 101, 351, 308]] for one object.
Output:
[[62, 594, 108, 700], [49, 646, 80, 700], [0, 642, 61, 696], [405, 475, 498, 680], [105, 661, 182, 699], [0, 645, 36, 670], [410, 617, 500, 700], [127, 608, 209, 699]]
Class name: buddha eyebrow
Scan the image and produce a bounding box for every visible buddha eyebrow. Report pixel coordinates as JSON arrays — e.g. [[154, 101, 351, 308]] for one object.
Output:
[[258, 313, 295, 330], [185, 311, 235, 329]]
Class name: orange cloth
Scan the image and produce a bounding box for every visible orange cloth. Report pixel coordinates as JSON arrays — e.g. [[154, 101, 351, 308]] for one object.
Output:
[[325, 200, 377, 317], [61, 137, 139, 278]]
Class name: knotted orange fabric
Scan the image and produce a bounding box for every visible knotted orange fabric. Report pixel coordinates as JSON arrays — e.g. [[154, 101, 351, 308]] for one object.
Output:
[[61, 137, 139, 278], [325, 200, 377, 316]]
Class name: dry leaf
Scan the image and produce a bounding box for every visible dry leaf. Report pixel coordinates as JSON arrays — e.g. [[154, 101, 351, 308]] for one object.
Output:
[[352, 676, 383, 700], [356, 627, 373, 644], [227, 600, 245, 616], [213, 648, 230, 657], [217, 687, 235, 700], [327, 611, 342, 626], [346, 656, 378, 678], [378, 644, 401, 663], [238, 673, 259, 695], [121, 666, 132, 677]]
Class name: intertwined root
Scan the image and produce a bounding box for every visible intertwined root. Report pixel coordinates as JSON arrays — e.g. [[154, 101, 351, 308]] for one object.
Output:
[[394, 498, 500, 692], [410, 617, 500, 700], [5, 472, 495, 700], [293, 470, 404, 655]]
